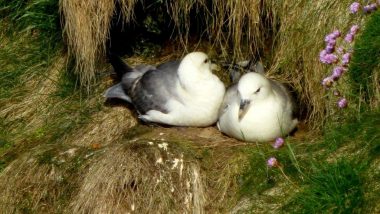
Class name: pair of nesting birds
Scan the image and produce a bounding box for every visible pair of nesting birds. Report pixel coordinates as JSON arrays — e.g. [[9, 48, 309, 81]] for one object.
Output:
[[104, 52, 298, 142]]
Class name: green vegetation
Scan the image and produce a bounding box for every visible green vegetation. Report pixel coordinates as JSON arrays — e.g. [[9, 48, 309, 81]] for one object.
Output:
[[0, 0, 100, 171], [349, 10, 380, 101], [0, 0, 62, 99], [284, 160, 365, 213], [239, 108, 379, 212]]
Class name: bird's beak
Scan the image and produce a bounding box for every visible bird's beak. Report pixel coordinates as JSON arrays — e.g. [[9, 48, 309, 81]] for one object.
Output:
[[210, 62, 220, 72], [238, 99, 251, 121]]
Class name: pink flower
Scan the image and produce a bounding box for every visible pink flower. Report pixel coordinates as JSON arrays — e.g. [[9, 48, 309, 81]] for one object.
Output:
[[324, 34, 335, 43], [327, 39, 336, 46], [337, 47, 344, 54], [342, 53, 351, 65], [267, 157, 279, 168], [337, 98, 348, 108], [325, 44, 335, 54], [363, 5, 371, 13], [332, 66, 344, 80], [322, 76, 334, 88], [370, 3, 378, 11], [350, 2, 361, 13], [272, 137, 285, 149], [324, 54, 338, 64], [333, 90, 341, 96], [344, 33, 354, 43], [319, 50, 327, 62], [332, 30, 341, 38], [364, 4, 377, 13], [350, 25, 360, 35]]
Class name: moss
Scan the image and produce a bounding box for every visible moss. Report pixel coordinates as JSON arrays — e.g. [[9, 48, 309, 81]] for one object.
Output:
[[349, 10, 380, 101]]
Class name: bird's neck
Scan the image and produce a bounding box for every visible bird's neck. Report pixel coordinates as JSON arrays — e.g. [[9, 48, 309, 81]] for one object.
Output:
[[178, 67, 212, 84]]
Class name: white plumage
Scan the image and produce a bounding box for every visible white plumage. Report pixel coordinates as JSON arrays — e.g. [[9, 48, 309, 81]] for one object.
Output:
[[217, 72, 298, 142], [139, 52, 225, 126], [105, 52, 226, 127]]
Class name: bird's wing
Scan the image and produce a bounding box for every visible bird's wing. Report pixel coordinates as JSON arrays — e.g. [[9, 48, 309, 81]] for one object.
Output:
[[103, 83, 132, 102], [270, 80, 298, 119], [130, 62, 182, 114], [218, 84, 238, 117]]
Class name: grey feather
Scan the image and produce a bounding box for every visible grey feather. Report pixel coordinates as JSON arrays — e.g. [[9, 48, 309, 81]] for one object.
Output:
[[105, 56, 183, 115], [104, 83, 132, 102]]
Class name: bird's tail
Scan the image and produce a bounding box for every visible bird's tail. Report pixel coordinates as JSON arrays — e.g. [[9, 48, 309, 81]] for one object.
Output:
[[108, 52, 134, 80]]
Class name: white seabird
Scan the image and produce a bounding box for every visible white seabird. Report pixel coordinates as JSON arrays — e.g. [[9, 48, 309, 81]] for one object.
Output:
[[217, 72, 298, 142], [104, 52, 226, 127]]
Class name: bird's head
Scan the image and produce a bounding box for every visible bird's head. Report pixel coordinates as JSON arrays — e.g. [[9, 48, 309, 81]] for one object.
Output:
[[237, 72, 272, 120], [180, 52, 213, 76]]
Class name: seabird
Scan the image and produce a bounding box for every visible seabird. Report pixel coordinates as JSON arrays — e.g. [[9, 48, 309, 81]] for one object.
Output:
[[217, 72, 298, 142], [104, 52, 226, 127]]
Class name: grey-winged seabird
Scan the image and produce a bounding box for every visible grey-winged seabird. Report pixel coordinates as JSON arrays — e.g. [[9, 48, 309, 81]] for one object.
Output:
[[105, 52, 226, 127], [217, 72, 298, 142]]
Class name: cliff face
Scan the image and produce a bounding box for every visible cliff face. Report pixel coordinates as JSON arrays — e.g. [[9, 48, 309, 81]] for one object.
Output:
[[0, 0, 379, 213]]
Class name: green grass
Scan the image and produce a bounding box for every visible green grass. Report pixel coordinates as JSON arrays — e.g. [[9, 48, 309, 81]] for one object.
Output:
[[238, 109, 380, 212], [284, 159, 365, 213], [349, 10, 380, 101], [322, 109, 380, 155], [0, 0, 62, 99], [0, 0, 101, 172], [0, 0, 60, 38]]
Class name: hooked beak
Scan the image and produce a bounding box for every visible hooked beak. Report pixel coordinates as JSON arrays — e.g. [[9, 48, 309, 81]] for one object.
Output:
[[210, 60, 220, 72], [238, 99, 251, 121]]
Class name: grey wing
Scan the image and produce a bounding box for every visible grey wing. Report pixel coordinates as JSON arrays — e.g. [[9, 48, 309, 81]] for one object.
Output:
[[130, 65, 181, 115], [104, 83, 132, 102], [121, 64, 156, 92], [157, 60, 180, 73], [270, 80, 298, 119], [218, 84, 238, 117]]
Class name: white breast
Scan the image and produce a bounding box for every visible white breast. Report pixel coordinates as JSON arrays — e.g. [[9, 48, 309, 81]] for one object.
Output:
[[166, 74, 225, 126], [218, 96, 296, 142]]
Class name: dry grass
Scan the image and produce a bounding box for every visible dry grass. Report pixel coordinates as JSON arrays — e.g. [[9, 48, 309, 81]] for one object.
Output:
[[0, 57, 65, 142], [0, 134, 252, 213], [59, 0, 136, 88], [0, 145, 84, 213], [70, 142, 205, 213], [67, 107, 137, 147]]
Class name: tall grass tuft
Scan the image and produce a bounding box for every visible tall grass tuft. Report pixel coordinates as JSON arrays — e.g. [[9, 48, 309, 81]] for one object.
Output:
[[59, 0, 136, 88]]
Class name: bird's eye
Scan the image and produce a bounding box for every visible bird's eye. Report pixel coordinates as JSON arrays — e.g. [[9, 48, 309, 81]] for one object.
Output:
[[204, 59, 209, 63], [255, 88, 261, 93]]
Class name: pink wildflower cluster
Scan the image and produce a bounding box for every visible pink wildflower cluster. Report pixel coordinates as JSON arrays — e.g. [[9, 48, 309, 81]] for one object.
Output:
[[363, 3, 378, 13], [350, 1, 379, 14], [318, 1, 378, 109], [319, 30, 341, 64], [350, 2, 361, 13], [320, 28, 352, 90], [267, 137, 285, 168], [344, 25, 360, 43]]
